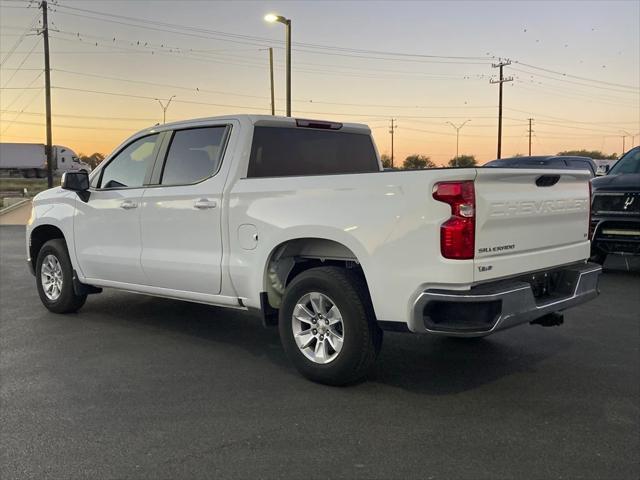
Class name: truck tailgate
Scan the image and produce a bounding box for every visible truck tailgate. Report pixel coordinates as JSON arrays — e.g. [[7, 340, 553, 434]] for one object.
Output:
[[474, 168, 591, 282]]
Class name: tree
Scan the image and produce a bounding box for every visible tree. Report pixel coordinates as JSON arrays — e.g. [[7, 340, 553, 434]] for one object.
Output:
[[79, 152, 105, 169], [403, 154, 435, 170], [380, 153, 393, 169], [557, 150, 617, 160], [448, 155, 477, 167]]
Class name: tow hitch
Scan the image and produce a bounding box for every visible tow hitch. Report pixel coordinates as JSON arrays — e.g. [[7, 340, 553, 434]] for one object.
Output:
[[530, 312, 564, 327]]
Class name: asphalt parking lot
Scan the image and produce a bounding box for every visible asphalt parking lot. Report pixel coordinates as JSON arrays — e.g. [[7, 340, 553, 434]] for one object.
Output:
[[1, 225, 638, 480]]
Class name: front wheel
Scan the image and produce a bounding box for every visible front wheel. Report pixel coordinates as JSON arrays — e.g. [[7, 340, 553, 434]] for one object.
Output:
[[278, 266, 382, 386], [36, 239, 87, 313]]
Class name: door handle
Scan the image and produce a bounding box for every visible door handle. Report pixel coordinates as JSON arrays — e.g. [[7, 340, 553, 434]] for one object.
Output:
[[194, 199, 217, 210], [120, 200, 138, 210]]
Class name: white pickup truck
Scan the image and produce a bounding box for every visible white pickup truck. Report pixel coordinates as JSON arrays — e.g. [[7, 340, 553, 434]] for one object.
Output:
[[26, 115, 601, 385]]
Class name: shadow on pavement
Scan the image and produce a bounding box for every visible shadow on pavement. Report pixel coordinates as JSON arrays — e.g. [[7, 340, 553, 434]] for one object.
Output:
[[81, 289, 570, 395]]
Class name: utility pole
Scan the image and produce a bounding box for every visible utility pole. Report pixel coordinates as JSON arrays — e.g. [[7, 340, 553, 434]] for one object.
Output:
[[490, 59, 513, 159], [40, 1, 53, 188], [446, 120, 471, 160], [620, 130, 631, 153], [269, 47, 275, 115], [285, 19, 291, 117], [528, 118, 534, 156], [389, 119, 397, 168], [156, 95, 176, 124]]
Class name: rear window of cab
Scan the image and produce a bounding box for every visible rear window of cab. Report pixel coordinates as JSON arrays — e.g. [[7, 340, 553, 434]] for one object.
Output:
[[247, 126, 379, 178]]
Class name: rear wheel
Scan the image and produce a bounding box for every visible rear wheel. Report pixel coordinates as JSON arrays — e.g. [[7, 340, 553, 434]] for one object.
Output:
[[278, 266, 382, 386], [36, 239, 87, 313]]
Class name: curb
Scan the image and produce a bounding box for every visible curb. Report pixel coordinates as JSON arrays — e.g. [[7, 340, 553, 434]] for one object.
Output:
[[0, 198, 31, 216]]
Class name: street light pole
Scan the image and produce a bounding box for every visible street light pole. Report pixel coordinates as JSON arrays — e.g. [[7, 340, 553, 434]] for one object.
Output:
[[156, 95, 176, 124], [285, 19, 291, 117], [264, 13, 292, 117], [446, 120, 471, 161]]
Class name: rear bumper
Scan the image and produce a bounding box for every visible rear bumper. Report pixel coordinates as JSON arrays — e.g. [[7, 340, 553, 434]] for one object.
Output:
[[409, 262, 601, 337]]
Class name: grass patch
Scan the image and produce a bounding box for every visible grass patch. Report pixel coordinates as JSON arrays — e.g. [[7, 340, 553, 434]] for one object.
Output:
[[0, 177, 60, 197]]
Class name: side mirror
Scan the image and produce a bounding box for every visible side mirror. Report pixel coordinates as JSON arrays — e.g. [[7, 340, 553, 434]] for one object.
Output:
[[61, 170, 90, 201]]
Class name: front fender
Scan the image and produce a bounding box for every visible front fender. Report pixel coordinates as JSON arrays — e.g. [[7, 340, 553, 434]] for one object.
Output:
[[27, 188, 80, 276]]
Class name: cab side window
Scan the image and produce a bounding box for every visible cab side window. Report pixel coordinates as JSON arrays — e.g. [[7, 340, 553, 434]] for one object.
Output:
[[99, 134, 160, 189], [160, 127, 228, 186]]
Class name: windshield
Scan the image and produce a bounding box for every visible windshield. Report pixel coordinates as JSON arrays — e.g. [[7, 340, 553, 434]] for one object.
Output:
[[608, 147, 640, 175]]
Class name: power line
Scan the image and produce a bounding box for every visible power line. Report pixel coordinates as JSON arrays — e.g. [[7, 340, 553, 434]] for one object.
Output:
[[533, 120, 624, 135], [1, 37, 41, 87], [0, 88, 43, 136], [52, 85, 527, 123], [511, 66, 640, 96], [0, 118, 135, 132], [513, 79, 638, 108], [515, 61, 639, 91], [51, 7, 490, 66], [51, 67, 496, 109], [48, 32, 488, 82], [51, 28, 489, 79], [0, 109, 157, 122], [1, 70, 43, 111], [0, 11, 39, 66], [51, 3, 491, 63], [505, 108, 640, 129], [48, 2, 638, 96]]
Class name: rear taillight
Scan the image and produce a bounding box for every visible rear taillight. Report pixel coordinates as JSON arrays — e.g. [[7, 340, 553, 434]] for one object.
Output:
[[588, 181, 594, 239], [587, 182, 596, 240], [432, 181, 475, 259]]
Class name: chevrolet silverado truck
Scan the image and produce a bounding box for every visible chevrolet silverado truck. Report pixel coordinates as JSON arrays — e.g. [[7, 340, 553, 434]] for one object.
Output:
[[590, 146, 640, 264], [26, 115, 601, 385]]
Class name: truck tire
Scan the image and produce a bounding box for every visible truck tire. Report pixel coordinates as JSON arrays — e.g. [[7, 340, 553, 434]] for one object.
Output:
[[278, 266, 382, 386], [36, 169, 47, 178], [25, 169, 37, 178], [35, 239, 87, 313]]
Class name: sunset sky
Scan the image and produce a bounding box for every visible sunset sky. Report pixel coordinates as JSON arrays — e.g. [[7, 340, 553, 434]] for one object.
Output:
[[1, 0, 639, 165]]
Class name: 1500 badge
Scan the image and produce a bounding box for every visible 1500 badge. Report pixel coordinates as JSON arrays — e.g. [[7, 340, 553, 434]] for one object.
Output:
[[478, 244, 515, 254]]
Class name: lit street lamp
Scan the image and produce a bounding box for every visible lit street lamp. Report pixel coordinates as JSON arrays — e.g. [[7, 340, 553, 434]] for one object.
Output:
[[446, 120, 471, 163], [264, 13, 291, 117]]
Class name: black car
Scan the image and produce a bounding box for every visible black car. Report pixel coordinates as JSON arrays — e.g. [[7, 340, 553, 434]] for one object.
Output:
[[485, 155, 598, 177], [590, 146, 640, 264]]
